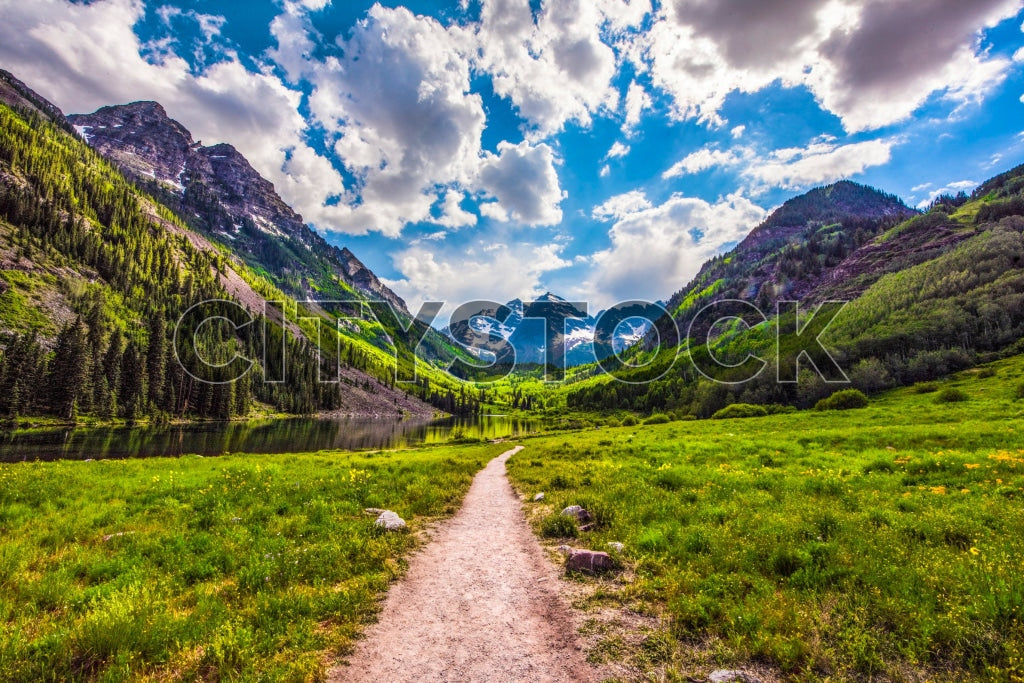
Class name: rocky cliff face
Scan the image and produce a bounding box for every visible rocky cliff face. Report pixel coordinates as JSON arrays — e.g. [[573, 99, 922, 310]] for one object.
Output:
[[67, 102, 408, 315]]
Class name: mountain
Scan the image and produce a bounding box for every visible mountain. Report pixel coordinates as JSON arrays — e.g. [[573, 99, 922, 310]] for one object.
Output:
[[447, 292, 653, 370], [0, 71, 447, 421], [664, 180, 916, 336], [566, 169, 1024, 416], [0, 69, 72, 132], [67, 102, 408, 314]]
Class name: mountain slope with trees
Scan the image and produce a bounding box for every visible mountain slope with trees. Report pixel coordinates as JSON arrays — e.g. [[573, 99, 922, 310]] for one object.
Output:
[[0, 73, 460, 422], [566, 169, 1024, 416]]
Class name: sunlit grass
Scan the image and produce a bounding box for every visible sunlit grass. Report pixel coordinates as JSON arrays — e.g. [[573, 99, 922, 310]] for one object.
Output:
[[0, 443, 506, 681], [508, 357, 1024, 680]]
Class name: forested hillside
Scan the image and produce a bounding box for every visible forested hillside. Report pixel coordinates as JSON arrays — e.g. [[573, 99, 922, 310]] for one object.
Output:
[[565, 167, 1024, 416], [0, 88, 478, 422]]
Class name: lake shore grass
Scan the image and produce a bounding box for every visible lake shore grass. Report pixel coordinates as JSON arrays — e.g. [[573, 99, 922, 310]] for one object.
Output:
[[0, 443, 507, 681], [507, 358, 1024, 680]]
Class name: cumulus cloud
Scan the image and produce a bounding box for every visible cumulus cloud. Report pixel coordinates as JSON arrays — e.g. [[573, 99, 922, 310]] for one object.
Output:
[[384, 241, 573, 316], [303, 6, 488, 236], [585, 192, 767, 306], [663, 148, 742, 178], [605, 141, 631, 159], [592, 190, 653, 220], [662, 137, 897, 191], [748, 139, 895, 189], [475, 0, 650, 135], [641, 0, 1022, 131], [478, 141, 566, 226], [436, 191, 478, 229], [622, 81, 651, 136]]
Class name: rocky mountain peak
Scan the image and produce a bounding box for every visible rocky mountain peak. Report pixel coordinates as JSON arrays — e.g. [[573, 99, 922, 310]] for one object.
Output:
[[67, 101, 410, 315]]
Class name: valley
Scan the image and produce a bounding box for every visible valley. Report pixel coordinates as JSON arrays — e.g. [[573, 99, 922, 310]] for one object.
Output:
[[1, 13, 1024, 679]]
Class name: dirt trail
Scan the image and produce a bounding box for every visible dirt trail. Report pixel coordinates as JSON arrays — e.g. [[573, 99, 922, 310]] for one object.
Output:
[[333, 446, 594, 683]]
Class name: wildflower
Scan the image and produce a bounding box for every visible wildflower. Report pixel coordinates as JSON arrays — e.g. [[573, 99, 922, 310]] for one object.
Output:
[[965, 464, 981, 470], [970, 547, 981, 556]]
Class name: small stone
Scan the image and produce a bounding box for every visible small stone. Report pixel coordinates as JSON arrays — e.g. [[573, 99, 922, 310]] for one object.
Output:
[[708, 670, 761, 683], [560, 505, 593, 523], [533, 492, 545, 502], [364, 507, 386, 516], [607, 542, 624, 553], [374, 510, 407, 531], [566, 549, 617, 575]]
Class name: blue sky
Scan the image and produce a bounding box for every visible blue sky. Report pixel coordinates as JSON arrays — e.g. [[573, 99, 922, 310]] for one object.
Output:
[[2, 0, 1024, 316]]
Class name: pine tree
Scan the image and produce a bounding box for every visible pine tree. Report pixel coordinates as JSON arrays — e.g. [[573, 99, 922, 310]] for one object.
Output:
[[119, 341, 146, 421], [147, 314, 167, 411], [47, 319, 88, 419]]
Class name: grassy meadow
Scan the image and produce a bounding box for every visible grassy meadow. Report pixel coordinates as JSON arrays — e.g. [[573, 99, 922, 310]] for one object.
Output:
[[0, 443, 506, 681], [508, 357, 1024, 680]]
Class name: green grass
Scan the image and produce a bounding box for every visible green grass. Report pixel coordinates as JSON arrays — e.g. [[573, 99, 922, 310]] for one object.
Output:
[[0, 443, 506, 681], [508, 358, 1024, 680]]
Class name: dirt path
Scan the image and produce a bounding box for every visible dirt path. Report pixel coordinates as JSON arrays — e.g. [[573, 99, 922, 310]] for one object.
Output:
[[332, 446, 594, 683]]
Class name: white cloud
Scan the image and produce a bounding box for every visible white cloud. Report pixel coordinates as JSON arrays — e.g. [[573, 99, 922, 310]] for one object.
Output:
[[474, 0, 649, 135], [385, 241, 573, 317], [662, 138, 896, 191], [663, 148, 742, 178], [916, 179, 977, 208], [605, 141, 631, 159], [1014, 47, 1024, 62], [640, 0, 1022, 132], [592, 190, 653, 220], [748, 139, 895, 189], [478, 141, 566, 226], [436, 191, 478, 229], [305, 6, 487, 236], [731, 125, 746, 139], [586, 193, 767, 306], [622, 81, 651, 136], [600, 164, 611, 178]]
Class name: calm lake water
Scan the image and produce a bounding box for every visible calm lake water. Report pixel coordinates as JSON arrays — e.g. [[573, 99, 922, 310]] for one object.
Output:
[[0, 416, 542, 462]]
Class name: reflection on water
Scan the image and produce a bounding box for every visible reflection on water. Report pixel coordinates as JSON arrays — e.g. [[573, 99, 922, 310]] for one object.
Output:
[[0, 416, 541, 462]]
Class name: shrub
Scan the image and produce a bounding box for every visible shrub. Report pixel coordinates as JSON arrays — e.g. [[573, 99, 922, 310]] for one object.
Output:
[[541, 514, 577, 539], [935, 387, 969, 403], [712, 403, 768, 420], [644, 413, 671, 425], [976, 367, 996, 379], [815, 389, 869, 411], [621, 415, 639, 427], [914, 382, 939, 394], [1015, 382, 1024, 400]]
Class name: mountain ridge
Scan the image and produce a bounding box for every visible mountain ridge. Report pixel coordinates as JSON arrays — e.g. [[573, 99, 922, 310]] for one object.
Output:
[[67, 101, 409, 315]]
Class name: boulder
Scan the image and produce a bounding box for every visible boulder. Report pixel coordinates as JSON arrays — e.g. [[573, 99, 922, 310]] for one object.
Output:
[[566, 549, 617, 575], [533, 492, 545, 502], [560, 505, 593, 523], [374, 510, 407, 531], [708, 671, 761, 683]]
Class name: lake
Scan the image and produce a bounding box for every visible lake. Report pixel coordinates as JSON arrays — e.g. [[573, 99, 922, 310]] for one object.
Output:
[[0, 415, 542, 462]]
